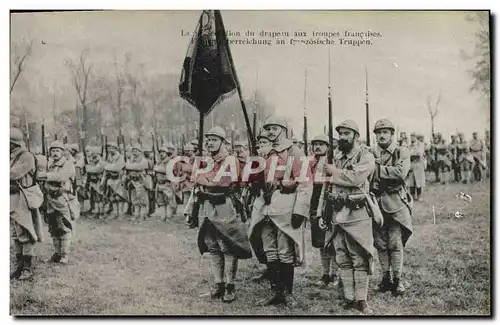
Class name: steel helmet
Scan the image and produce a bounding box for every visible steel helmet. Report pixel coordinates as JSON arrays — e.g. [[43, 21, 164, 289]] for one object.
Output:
[[10, 127, 24, 146], [191, 139, 199, 146], [335, 119, 360, 135], [158, 145, 168, 153], [311, 133, 329, 145], [373, 119, 395, 133], [49, 140, 65, 151], [107, 141, 119, 149], [165, 142, 175, 150], [131, 143, 142, 152], [263, 116, 288, 130], [205, 126, 227, 142]]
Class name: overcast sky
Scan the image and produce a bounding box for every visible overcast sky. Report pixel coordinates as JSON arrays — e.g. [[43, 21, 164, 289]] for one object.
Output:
[[11, 10, 490, 141]]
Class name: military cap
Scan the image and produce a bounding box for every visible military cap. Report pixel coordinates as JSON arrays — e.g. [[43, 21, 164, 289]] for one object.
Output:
[[10, 127, 24, 146], [263, 116, 288, 130], [205, 126, 227, 142], [191, 139, 199, 146], [158, 145, 168, 153], [311, 133, 329, 145], [49, 140, 65, 151], [335, 119, 360, 135], [373, 119, 395, 133], [410, 132, 417, 137], [165, 142, 175, 150]]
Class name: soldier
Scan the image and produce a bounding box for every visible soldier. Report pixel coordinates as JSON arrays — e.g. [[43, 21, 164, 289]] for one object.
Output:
[[370, 119, 413, 298], [469, 132, 487, 182], [180, 143, 196, 204], [320, 120, 376, 314], [407, 132, 426, 201], [152, 143, 180, 221], [85, 146, 106, 218], [184, 126, 252, 303], [457, 132, 473, 184], [101, 142, 127, 219], [39, 140, 80, 264], [309, 134, 339, 287], [124, 144, 150, 221], [449, 135, 460, 182], [191, 139, 199, 156], [143, 145, 156, 215], [10, 128, 44, 280], [430, 134, 441, 182], [398, 132, 409, 147], [435, 136, 453, 185], [248, 116, 311, 306]]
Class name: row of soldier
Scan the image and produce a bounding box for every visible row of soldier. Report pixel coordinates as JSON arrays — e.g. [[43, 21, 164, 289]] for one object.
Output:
[[11, 113, 482, 314]]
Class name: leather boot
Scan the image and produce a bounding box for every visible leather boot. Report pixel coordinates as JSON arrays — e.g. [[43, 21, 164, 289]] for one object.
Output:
[[10, 253, 23, 280], [314, 274, 331, 287], [281, 263, 294, 295], [377, 271, 393, 292], [257, 262, 286, 306], [18, 255, 33, 281], [223, 283, 236, 303], [392, 277, 405, 296], [357, 300, 374, 314], [210, 282, 225, 300]]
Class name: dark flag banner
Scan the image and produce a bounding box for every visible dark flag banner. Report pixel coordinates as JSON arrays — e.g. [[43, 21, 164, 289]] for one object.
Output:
[[179, 10, 237, 116]]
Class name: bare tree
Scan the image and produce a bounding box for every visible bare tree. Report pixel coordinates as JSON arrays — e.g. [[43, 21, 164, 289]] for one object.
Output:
[[10, 39, 33, 94], [427, 91, 441, 137]]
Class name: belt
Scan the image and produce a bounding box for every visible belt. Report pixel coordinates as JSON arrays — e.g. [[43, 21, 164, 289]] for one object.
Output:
[[327, 194, 366, 211], [197, 191, 227, 205]]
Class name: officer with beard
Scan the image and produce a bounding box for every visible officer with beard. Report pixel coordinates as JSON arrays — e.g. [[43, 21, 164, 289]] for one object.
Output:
[[309, 134, 339, 288], [320, 120, 376, 314], [248, 116, 311, 307], [371, 119, 413, 297], [184, 126, 252, 303]]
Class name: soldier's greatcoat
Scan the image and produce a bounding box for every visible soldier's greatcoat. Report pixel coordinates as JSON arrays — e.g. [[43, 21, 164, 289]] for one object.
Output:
[[45, 156, 80, 234], [103, 152, 127, 201], [10, 147, 44, 243], [248, 139, 311, 266], [322, 144, 376, 274], [184, 149, 252, 259], [372, 141, 413, 246], [125, 156, 149, 207], [407, 141, 426, 188]]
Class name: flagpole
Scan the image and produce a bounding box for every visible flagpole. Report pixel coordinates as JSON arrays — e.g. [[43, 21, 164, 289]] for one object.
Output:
[[303, 68, 308, 155], [365, 65, 370, 147], [216, 10, 256, 154]]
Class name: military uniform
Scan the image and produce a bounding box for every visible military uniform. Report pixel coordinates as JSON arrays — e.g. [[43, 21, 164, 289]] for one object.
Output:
[[321, 120, 376, 314], [43, 141, 80, 264], [457, 134, 474, 184], [469, 133, 487, 181], [101, 142, 127, 219], [184, 127, 252, 303], [10, 128, 44, 280], [407, 133, 426, 200], [125, 144, 150, 221], [309, 134, 339, 287], [435, 137, 452, 184], [180, 143, 196, 204], [371, 119, 413, 297], [85, 147, 106, 218], [449, 136, 460, 182], [153, 143, 181, 220], [248, 116, 311, 306]]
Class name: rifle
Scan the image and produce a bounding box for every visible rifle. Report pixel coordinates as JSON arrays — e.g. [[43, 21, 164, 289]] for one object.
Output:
[[317, 46, 334, 230], [151, 133, 157, 165], [149, 132, 157, 215], [303, 69, 308, 155], [41, 124, 46, 157], [365, 66, 370, 147], [104, 135, 108, 161], [101, 134, 105, 157]]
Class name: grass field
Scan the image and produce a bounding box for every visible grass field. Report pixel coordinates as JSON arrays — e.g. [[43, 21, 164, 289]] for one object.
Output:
[[10, 180, 491, 316]]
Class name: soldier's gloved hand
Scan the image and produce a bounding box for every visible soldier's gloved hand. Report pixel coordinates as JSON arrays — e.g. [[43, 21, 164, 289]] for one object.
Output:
[[323, 164, 336, 176], [318, 217, 327, 230], [291, 214, 304, 229], [184, 214, 194, 227]]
